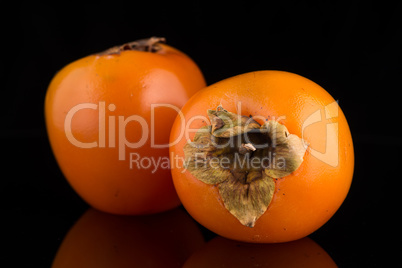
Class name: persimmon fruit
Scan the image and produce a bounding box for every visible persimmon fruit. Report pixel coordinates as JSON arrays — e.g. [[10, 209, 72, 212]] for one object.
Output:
[[169, 70, 354, 243], [45, 37, 206, 215]]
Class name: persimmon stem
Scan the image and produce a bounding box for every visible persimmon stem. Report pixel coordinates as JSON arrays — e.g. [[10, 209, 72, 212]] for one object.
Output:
[[183, 106, 307, 227], [98, 37, 166, 55], [239, 143, 256, 154]]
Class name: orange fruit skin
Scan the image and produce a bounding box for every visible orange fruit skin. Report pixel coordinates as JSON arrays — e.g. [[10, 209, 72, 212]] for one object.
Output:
[[45, 43, 206, 215], [169, 70, 354, 243], [52, 208, 205, 268], [183, 236, 337, 268]]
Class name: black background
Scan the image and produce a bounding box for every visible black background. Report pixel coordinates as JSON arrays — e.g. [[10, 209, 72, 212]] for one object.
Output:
[[1, 1, 400, 267]]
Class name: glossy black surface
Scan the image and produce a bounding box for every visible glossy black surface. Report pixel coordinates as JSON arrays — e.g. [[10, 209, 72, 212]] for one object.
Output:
[[2, 2, 399, 267]]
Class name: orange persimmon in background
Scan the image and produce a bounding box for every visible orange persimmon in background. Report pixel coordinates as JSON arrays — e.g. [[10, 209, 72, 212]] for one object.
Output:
[[45, 37, 206, 215], [170, 70, 354, 243]]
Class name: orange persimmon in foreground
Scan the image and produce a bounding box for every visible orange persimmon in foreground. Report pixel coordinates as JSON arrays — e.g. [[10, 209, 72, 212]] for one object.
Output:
[[170, 70, 354, 243], [45, 37, 206, 215]]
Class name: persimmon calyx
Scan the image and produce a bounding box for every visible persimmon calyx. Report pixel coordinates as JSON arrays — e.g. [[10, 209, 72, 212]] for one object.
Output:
[[99, 36, 166, 55], [183, 106, 307, 227]]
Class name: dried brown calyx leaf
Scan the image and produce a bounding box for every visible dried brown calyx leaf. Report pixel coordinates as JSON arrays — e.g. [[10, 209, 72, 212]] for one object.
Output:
[[98, 37, 166, 55], [183, 106, 307, 227]]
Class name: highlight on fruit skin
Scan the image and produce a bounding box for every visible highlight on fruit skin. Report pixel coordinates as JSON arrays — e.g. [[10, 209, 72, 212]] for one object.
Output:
[[169, 70, 354, 243]]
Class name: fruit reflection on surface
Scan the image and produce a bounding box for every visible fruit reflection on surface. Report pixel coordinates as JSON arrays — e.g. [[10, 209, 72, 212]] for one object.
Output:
[[183, 236, 337, 268], [52, 207, 205, 268]]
